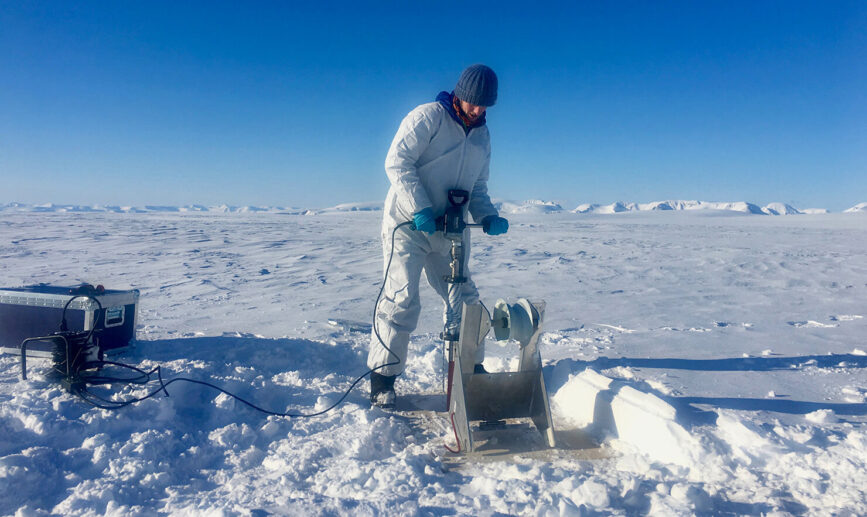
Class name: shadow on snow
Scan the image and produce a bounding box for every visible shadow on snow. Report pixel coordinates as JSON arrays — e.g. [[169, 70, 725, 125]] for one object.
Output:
[[546, 353, 867, 422]]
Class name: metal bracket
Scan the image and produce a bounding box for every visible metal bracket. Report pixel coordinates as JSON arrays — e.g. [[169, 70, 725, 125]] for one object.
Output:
[[447, 300, 556, 453]]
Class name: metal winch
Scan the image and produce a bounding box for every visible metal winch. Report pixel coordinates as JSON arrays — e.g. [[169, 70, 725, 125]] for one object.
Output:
[[437, 189, 556, 453]]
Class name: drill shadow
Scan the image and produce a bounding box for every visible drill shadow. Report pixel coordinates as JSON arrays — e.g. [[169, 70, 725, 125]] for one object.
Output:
[[397, 392, 446, 412]]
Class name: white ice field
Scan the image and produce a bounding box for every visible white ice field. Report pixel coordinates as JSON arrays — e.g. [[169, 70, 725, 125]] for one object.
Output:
[[1, 209, 866, 516]]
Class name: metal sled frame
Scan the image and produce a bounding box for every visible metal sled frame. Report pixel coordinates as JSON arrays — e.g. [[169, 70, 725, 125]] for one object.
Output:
[[447, 301, 556, 453]]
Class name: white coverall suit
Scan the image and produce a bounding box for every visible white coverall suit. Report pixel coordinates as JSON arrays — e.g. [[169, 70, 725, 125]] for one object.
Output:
[[368, 98, 500, 377]]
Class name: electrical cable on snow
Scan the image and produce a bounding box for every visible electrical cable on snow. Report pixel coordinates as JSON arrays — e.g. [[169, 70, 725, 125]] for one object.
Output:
[[69, 221, 413, 418]]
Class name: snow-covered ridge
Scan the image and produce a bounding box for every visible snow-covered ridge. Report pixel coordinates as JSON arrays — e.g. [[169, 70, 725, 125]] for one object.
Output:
[[495, 199, 564, 214], [570, 200, 812, 215], [500, 199, 863, 215], [2, 200, 864, 214], [0, 202, 383, 214]]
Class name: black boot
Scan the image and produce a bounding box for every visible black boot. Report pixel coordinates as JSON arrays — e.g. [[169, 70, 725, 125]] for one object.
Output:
[[370, 372, 396, 409]]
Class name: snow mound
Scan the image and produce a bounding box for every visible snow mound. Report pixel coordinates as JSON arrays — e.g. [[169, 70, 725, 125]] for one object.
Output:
[[706, 201, 766, 214], [844, 202, 867, 213], [178, 204, 210, 212], [572, 203, 599, 213], [637, 200, 705, 211], [552, 369, 867, 513], [597, 201, 637, 214], [321, 202, 383, 213], [211, 204, 275, 213], [552, 369, 702, 467], [496, 199, 563, 214], [761, 202, 802, 215]]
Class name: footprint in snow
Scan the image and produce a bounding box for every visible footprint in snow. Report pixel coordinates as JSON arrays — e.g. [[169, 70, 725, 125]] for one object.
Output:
[[788, 320, 838, 328], [829, 315, 864, 322]]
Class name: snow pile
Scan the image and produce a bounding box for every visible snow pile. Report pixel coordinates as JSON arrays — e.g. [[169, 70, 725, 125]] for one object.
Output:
[[761, 202, 802, 215], [552, 369, 867, 514], [596, 201, 637, 214], [216, 205, 275, 213], [552, 370, 704, 468], [572, 203, 599, 213], [296, 202, 385, 215], [496, 199, 564, 214], [321, 202, 383, 213], [637, 200, 688, 211], [844, 202, 867, 213]]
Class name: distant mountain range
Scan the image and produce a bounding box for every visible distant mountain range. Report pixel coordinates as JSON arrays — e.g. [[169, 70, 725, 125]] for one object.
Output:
[[1, 200, 864, 215], [0, 202, 378, 215], [501, 200, 835, 215], [493, 200, 863, 215]]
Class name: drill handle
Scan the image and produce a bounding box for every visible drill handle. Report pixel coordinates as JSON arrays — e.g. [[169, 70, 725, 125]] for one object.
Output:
[[447, 189, 470, 207]]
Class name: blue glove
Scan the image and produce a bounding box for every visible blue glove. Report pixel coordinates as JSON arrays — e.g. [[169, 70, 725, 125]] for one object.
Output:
[[482, 215, 509, 235], [412, 208, 436, 234]]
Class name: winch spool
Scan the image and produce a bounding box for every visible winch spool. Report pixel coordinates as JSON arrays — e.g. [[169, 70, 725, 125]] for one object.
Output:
[[491, 298, 539, 345]]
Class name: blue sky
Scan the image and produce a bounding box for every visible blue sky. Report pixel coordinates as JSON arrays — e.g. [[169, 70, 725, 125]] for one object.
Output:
[[1, 1, 864, 211]]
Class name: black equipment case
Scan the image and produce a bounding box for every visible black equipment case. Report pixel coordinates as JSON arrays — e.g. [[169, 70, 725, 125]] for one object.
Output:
[[0, 285, 139, 356]]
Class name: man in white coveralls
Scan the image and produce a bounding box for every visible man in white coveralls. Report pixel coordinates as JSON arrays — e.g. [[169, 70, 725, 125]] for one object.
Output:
[[368, 64, 510, 408]]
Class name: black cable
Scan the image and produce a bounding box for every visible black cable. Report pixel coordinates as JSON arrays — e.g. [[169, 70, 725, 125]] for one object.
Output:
[[68, 221, 414, 417], [74, 362, 368, 417], [61, 294, 102, 343], [370, 221, 414, 375], [81, 360, 158, 385]]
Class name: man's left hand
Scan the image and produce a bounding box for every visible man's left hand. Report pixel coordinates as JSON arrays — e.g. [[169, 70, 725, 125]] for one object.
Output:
[[482, 215, 509, 235]]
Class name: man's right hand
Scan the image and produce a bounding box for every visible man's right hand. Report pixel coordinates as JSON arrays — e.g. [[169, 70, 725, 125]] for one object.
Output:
[[412, 208, 436, 234]]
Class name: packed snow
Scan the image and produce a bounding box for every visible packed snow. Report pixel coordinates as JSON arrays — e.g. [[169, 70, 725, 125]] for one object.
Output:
[[1, 208, 866, 515]]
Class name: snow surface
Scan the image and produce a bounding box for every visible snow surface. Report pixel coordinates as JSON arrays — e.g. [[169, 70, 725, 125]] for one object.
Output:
[[1, 210, 866, 515]]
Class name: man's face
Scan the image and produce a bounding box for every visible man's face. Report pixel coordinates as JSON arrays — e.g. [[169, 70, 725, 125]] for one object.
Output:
[[459, 99, 487, 123]]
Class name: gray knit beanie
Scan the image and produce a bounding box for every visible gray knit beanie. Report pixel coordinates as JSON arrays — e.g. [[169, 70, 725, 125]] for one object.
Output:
[[454, 64, 498, 107]]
